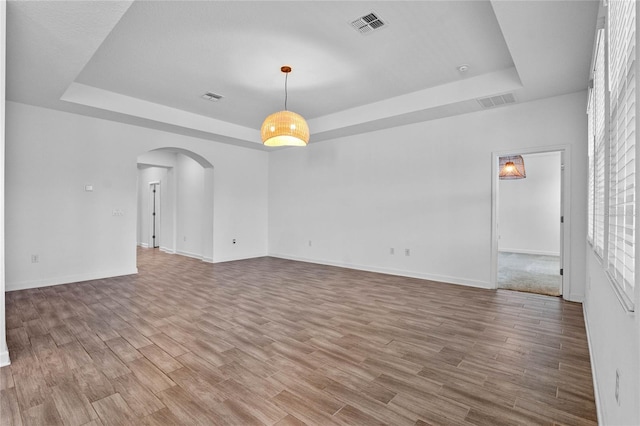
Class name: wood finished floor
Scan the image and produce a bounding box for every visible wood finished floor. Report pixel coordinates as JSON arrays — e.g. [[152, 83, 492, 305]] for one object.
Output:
[[2, 248, 596, 425]]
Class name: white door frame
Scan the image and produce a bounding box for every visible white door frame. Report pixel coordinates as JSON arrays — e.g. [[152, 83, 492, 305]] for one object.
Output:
[[490, 145, 571, 297]]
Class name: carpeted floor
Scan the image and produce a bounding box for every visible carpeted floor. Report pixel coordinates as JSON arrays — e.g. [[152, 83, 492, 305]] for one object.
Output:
[[497, 251, 562, 296]]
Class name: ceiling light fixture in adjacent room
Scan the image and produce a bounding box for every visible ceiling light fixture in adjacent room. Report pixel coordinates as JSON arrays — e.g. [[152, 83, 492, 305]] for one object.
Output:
[[261, 66, 310, 147], [499, 155, 526, 179]]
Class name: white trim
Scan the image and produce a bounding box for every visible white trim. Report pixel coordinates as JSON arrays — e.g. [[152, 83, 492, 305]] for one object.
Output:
[[565, 292, 584, 304], [138, 242, 149, 248], [583, 302, 604, 426], [0, 343, 10, 367], [170, 250, 263, 264], [213, 253, 269, 263], [270, 253, 491, 289], [175, 250, 204, 260], [5, 268, 139, 292], [159, 246, 175, 254], [498, 248, 561, 257]]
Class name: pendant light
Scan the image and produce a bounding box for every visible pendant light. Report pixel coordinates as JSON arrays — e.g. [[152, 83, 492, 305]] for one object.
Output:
[[499, 155, 526, 179], [261, 66, 310, 147]]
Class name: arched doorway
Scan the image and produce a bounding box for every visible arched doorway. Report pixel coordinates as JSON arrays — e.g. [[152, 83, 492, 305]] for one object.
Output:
[[136, 148, 214, 262]]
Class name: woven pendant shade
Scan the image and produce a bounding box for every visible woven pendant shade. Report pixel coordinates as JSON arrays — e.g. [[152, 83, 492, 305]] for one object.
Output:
[[261, 110, 309, 147], [499, 155, 526, 179]]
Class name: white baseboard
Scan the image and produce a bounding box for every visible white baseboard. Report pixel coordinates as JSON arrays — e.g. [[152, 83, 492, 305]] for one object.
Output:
[[0, 342, 10, 367], [138, 242, 149, 248], [582, 302, 603, 425], [173, 251, 265, 264], [176, 250, 204, 260], [499, 248, 560, 257], [5, 267, 139, 292], [565, 292, 584, 303], [159, 246, 175, 254], [269, 253, 491, 289], [213, 253, 269, 263]]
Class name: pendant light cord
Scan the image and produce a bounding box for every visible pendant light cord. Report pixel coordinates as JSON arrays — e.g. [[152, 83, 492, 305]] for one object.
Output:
[[284, 72, 288, 111]]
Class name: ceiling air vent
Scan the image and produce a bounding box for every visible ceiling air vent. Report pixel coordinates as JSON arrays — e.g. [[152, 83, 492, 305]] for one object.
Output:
[[201, 92, 224, 102], [350, 12, 386, 34], [476, 93, 516, 109]]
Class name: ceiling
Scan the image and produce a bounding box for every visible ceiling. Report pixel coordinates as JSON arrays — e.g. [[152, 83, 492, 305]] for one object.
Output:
[[6, 1, 599, 150]]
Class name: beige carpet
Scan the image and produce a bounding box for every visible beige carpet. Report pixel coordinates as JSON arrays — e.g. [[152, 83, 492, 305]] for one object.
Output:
[[497, 251, 562, 296]]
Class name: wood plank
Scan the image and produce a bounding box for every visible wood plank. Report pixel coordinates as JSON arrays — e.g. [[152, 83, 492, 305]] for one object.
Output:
[[116, 327, 153, 349], [138, 345, 183, 374], [72, 363, 115, 402], [88, 349, 131, 380], [104, 338, 142, 364], [50, 381, 98, 426], [1, 388, 23, 426], [146, 333, 188, 358], [111, 374, 165, 417], [0, 367, 15, 391], [92, 393, 137, 426], [126, 358, 175, 394], [20, 395, 63, 426], [156, 385, 225, 425]]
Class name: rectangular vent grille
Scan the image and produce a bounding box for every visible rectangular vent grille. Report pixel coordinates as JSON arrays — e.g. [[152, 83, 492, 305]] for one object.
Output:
[[476, 93, 516, 108], [201, 92, 224, 102], [350, 12, 386, 34]]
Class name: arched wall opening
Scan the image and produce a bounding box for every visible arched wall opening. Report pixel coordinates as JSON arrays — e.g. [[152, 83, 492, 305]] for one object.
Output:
[[136, 147, 214, 262]]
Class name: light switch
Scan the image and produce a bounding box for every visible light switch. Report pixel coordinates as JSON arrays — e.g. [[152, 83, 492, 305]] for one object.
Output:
[[85, 185, 93, 192]]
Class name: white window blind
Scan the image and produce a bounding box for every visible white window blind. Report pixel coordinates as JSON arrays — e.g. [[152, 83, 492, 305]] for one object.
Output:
[[587, 88, 595, 244], [594, 29, 607, 258], [607, 0, 636, 308]]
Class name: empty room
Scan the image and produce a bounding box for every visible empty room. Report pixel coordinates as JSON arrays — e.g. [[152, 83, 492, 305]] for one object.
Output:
[[1, 1, 639, 425]]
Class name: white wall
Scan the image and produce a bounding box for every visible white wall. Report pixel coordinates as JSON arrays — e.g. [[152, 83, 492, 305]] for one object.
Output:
[[176, 154, 205, 258], [585, 253, 639, 425], [498, 151, 561, 256], [5, 101, 269, 291], [269, 91, 587, 300], [1, 0, 9, 367]]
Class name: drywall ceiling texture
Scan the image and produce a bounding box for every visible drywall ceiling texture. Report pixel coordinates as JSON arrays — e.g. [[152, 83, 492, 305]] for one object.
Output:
[[5, 1, 598, 148], [268, 92, 587, 302]]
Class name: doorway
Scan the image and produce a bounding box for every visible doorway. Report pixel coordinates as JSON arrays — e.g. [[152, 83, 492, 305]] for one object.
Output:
[[136, 148, 214, 262], [493, 150, 565, 296]]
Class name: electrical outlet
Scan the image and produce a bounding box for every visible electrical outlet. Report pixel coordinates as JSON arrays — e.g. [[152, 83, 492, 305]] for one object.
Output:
[[615, 369, 620, 405], [308, 240, 312, 247], [31, 254, 39, 263], [405, 248, 410, 256], [390, 248, 394, 255]]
